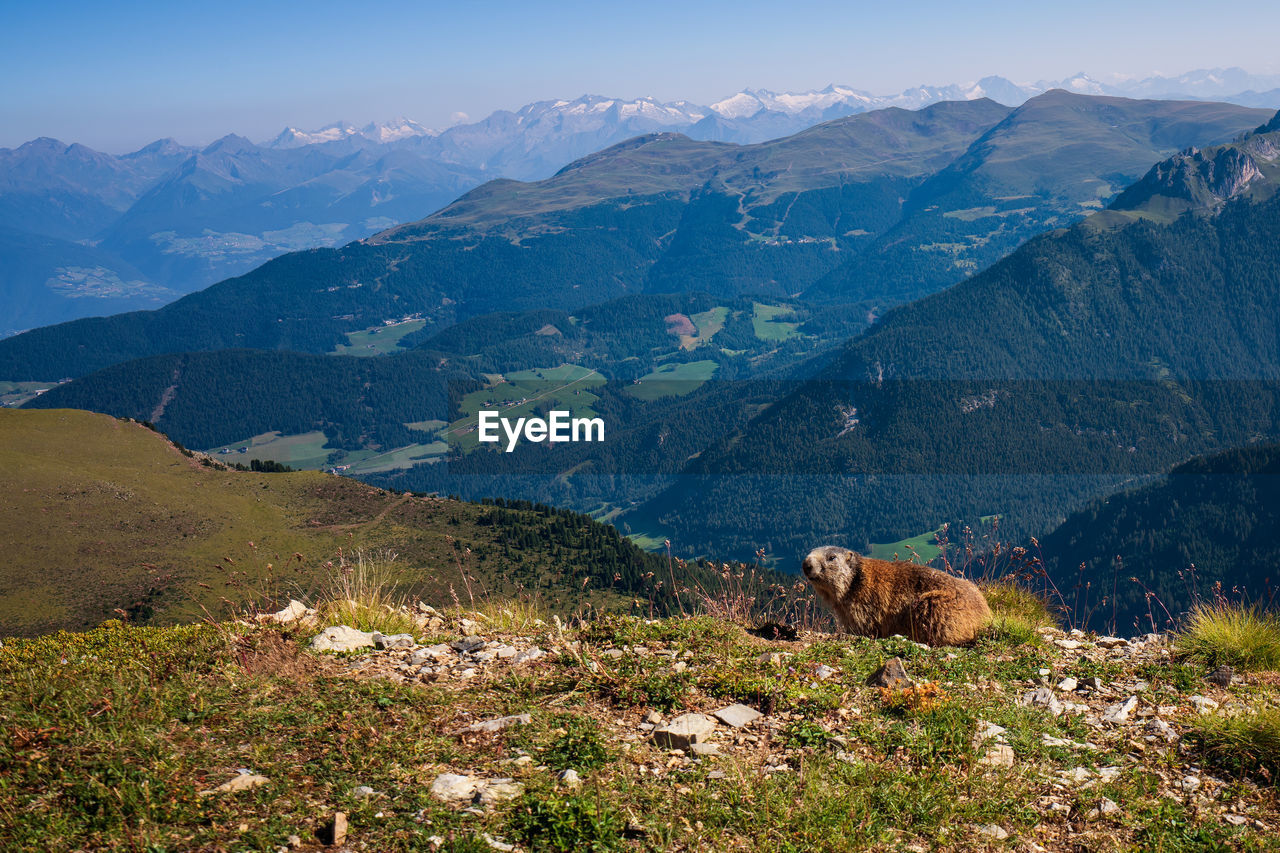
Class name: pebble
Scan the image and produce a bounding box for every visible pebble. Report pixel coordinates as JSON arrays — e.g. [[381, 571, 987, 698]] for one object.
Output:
[[1190, 695, 1220, 714], [865, 657, 913, 689], [373, 632, 415, 650], [977, 824, 1009, 840], [1181, 775, 1201, 793], [1019, 687, 1064, 717], [451, 636, 485, 653], [557, 769, 582, 789], [198, 773, 269, 796], [1102, 696, 1139, 724], [351, 785, 376, 798], [1054, 639, 1083, 650], [1097, 636, 1129, 649], [513, 647, 545, 664], [1056, 677, 1078, 692], [459, 713, 532, 734], [814, 664, 837, 681], [331, 812, 348, 846]]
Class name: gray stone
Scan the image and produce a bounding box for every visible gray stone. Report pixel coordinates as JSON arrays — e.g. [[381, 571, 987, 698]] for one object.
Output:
[[713, 703, 762, 728], [477, 779, 524, 805], [652, 713, 717, 750], [1078, 676, 1104, 692], [1181, 775, 1201, 793], [689, 742, 720, 757], [373, 632, 415, 650], [495, 645, 518, 659], [602, 649, 625, 659], [1190, 695, 1220, 714], [1206, 665, 1234, 687], [421, 643, 454, 660], [1056, 677, 1078, 692], [351, 785, 376, 798], [977, 824, 1009, 840], [865, 657, 913, 689], [1097, 636, 1128, 649], [483, 834, 516, 852], [460, 713, 532, 734], [643, 710, 664, 725], [309, 625, 376, 653], [557, 769, 582, 789], [671, 660, 687, 673], [1019, 687, 1064, 717], [1054, 638, 1083, 650], [513, 646, 545, 664], [814, 664, 837, 681], [1102, 696, 1139, 724], [971, 720, 1007, 750], [451, 636, 485, 653], [1146, 719, 1179, 742]]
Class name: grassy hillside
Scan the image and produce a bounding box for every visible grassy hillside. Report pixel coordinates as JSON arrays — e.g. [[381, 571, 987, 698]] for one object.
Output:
[[0, 408, 690, 636]]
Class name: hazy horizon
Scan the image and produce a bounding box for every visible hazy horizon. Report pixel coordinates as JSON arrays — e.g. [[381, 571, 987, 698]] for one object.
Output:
[[4, 0, 1279, 153]]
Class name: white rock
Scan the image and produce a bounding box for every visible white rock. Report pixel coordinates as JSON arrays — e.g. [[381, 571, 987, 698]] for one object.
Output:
[[977, 824, 1009, 840], [1056, 677, 1078, 692], [1019, 687, 1064, 717], [1054, 639, 1083, 650], [557, 769, 582, 789], [979, 744, 1015, 766], [513, 647, 545, 664], [478, 779, 524, 804], [1181, 775, 1201, 793], [1102, 696, 1139, 724], [653, 714, 717, 750], [814, 664, 837, 681], [1097, 636, 1129, 649], [1190, 695, 1220, 714], [263, 599, 310, 624], [460, 714, 532, 734], [198, 773, 269, 796], [310, 625, 376, 653], [430, 773, 478, 802]]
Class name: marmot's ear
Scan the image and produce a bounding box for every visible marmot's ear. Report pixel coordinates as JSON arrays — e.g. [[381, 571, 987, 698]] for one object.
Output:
[[845, 550, 856, 563]]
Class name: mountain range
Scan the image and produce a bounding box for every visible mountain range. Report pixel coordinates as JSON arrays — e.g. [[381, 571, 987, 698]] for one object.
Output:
[[2, 92, 1268, 383], [4, 68, 1278, 337]]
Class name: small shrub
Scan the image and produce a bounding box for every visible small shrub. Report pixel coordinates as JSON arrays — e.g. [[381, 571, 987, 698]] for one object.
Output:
[[541, 716, 611, 772], [981, 581, 1056, 645], [1175, 603, 1280, 671], [782, 719, 832, 749], [312, 549, 418, 636], [507, 791, 624, 852], [1189, 708, 1280, 783], [879, 682, 949, 714]]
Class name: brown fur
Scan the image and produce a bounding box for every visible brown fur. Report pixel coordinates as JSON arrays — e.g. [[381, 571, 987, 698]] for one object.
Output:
[[801, 546, 991, 646]]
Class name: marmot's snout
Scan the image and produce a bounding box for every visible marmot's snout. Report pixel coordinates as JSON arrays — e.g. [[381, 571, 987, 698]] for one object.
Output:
[[801, 552, 822, 579]]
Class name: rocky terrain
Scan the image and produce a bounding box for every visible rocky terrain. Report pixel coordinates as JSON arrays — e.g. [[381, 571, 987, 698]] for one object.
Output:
[[5, 596, 1275, 852]]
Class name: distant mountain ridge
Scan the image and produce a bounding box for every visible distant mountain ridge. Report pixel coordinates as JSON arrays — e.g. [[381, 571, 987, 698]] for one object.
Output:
[[4, 67, 1278, 337], [0, 94, 1269, 384]]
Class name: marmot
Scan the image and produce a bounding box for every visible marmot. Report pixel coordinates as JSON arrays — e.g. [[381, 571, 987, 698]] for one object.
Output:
[[801, 546, 991, 646]]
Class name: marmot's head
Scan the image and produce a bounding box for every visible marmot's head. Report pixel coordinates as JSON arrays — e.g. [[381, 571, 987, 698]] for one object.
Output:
[[801, 546, 859, 597]]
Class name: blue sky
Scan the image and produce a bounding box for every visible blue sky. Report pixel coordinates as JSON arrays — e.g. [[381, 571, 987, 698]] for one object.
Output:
[[3, 0, 1278, 152]]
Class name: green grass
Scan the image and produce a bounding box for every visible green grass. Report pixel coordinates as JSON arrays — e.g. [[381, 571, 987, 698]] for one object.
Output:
[[981, 581, 1058, 645], [751, 303, 800, 341], [868, 526, 944, 562], [679, 306, 730, 350], [448, 364, 605, 452], [0, 408, 641, 635], [331, 319, 427, 356], [1189, 708, 1280, 781], [625, 360, 718, 401], [0, 380, 61, 408], [205, 430, 334, 469], [4, 609, 1279, 851], [1175, 603, 1280, 670]]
